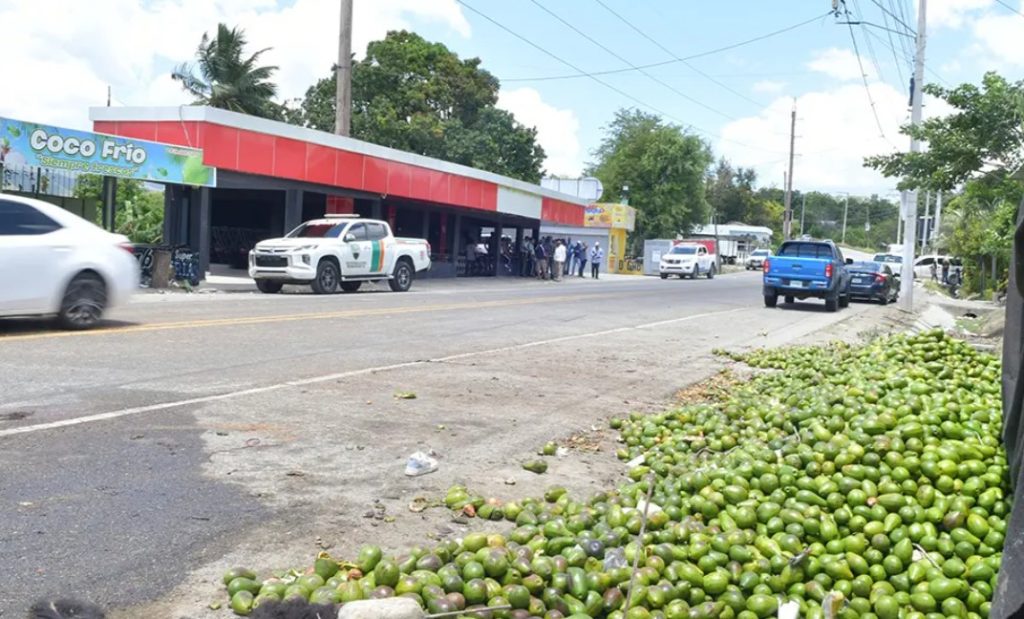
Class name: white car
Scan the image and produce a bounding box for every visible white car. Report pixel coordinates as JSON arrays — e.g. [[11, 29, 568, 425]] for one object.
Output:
[[914, 254, 962, 279], [659, 243, 717, 279], [249, 215, 431, 294], [0, 194, 139, 328], [746, 248, 771, 270]]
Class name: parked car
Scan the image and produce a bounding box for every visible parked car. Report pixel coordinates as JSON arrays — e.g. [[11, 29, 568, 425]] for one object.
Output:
[[872, 253, 903, 277], [249, 215, 431, 294], [914, 254, 962, 280], [847, 261, 899, 304], [762, 239, 851, 312], [0, 194, 140, 329], [659, 243, 717, 279], [746, 248, 771, 270]]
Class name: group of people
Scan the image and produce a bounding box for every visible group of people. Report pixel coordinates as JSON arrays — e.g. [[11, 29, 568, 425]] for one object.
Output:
[[929, 258, 959, 285], [521, 237, 604, 281]]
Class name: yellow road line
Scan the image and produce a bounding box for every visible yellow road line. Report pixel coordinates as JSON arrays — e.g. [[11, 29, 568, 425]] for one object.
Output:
[[0, 292, 616, 343]]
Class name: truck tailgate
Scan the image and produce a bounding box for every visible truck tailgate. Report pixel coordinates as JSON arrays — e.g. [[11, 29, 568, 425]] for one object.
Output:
[[767, 257, 829, 282]]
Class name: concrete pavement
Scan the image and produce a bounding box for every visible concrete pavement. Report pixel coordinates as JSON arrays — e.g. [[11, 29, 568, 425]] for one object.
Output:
[[0, 271, 901, 617]]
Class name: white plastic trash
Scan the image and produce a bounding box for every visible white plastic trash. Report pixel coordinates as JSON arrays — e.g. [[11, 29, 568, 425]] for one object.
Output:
[[404, 451, 439, 477]]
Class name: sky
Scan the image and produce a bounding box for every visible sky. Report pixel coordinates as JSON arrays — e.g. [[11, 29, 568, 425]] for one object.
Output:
[[2, 0, 1023, 199]]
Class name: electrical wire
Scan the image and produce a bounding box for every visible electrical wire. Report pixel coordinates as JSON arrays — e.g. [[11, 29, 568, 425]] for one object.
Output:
[[994, 0, 1024, 18], [501, 12, 831, 83], [527, 0, 739, 121], [878, 0, 909, 86], [840, 2, 890, 141], [868, 0, 916, 33], [455, 0, 786, 153], [852, 0, 890, 86], [591, 0, 765, 108]]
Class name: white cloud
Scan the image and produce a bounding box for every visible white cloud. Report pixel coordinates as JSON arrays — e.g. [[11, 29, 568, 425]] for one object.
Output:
[[929, 0, 992, 28], [970, 9, 1024, 67], [497, 88, 582, 177], [717, 80, 953, 195], [806, 48, 876, 82], [0, 0, 470, 130], [752, 80, 786, 94]]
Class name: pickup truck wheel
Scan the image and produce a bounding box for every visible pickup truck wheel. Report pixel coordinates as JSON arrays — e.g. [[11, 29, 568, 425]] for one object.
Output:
[[340, 281, 362, 293], [660, 273, 668, 280], [839, 293, 850, 308], [707, 265, 716, 279], [785, 295, 794, 304], [389, 260, 413, 292], [311, 260, 339, 294], [256, 280, 283, 294], [825, 296, 839, 312], [764, 293, 778, 308]]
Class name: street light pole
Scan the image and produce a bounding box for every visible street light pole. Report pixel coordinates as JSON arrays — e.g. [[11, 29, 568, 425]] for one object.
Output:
[[800, 194, 806, 236], [841, 193, 849, 245], [899, 0, 927, 311], [335, 0, 353, 136]]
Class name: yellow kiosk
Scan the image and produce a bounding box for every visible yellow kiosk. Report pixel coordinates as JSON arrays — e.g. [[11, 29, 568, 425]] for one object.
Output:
[[584, 203, 640, 274]]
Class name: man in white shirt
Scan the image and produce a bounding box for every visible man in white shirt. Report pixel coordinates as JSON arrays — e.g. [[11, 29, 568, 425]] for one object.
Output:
[[553, 240, 567, 281]]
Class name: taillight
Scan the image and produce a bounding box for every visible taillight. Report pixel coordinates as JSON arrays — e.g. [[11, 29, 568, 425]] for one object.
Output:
[[875, 274, 886, 283], [825, 263, 833, 278], [119, 242, 135, 255], [763, 258, 770, 273]]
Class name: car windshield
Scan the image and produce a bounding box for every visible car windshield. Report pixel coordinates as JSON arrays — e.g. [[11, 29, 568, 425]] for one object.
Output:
[[752, 249, 769, 256], [286, 222, 345, 238], [850, 261, 882, 272], [670, 246, 697, 255]]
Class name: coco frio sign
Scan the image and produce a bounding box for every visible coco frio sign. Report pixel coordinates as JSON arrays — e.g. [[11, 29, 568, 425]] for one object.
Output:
[[0, 116, 216, 187]]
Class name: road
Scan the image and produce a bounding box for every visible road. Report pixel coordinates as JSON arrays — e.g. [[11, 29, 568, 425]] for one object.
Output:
[[0, 271, 891, 616]]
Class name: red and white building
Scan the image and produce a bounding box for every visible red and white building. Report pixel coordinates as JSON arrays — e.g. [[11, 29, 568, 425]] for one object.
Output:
[[90, 106, 588, 277]]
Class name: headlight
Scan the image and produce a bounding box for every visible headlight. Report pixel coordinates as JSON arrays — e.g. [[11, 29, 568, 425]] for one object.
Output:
[[293, 245, 318, 251]]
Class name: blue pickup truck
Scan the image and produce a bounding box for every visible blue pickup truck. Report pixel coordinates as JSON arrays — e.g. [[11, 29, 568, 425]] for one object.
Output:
[[763, 239, 852, 312]]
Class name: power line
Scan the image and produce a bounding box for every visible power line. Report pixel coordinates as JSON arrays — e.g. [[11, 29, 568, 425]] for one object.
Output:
[[502, 12, 831, 83], [852, 0, 890, 86], [455, 0, 785, 153], [840, 3, 890, 141], [527, 0, 738, 122], [994, 0, 1024, 18], [878, 0, 909, 86], [868, 0, 917, 33], [591, 0, 765, 108]]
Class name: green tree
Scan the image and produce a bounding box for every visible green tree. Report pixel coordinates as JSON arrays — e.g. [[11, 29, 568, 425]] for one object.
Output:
[[172, 23, 281, 119], [588, 109, 712, 247], [287, 31, 545, 182], [74, 175, 164, 244], [865, 72, 1024, 293]]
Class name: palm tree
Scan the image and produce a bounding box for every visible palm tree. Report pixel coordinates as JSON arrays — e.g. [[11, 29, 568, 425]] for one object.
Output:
[[172, 23, 280, 118]]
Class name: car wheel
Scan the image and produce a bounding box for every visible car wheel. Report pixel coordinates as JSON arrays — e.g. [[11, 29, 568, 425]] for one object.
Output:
[[311, 260, 339, 294], [660, 273, 668, 280], [256, 280, 283, 294], [389, 260, 414, 292], [340, 281, 362, 293], [707, 265, 716, 280], [825, 296, 839, 312], [764, 293, 778, 308], [58, 272, 107, 330], [785, 295, 794, 304], [839, 294, 850, 308]]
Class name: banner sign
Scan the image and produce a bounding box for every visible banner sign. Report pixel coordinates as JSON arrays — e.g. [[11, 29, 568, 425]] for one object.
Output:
[[0, 116, 216, 187], [584, 203, 636, 231]]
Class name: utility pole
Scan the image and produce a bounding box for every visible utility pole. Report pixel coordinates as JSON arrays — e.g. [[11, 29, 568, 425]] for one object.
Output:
[[933, 191, 942, 247], [899, 0, 926, 312], [783, 101, 797, 240], [841, 193, 849, 245], [800, 194, 807, 236], [335, 0, 353, 136], [921, 190, 931, 253]]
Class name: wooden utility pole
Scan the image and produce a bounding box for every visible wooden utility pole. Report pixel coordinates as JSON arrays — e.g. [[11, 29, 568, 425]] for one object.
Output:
[[335, 0, 353, 136], [783, 101, 796, 240]]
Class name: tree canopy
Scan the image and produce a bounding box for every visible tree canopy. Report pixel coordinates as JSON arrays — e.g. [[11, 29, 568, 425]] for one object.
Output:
[[286, 31, 545, 183], [172, 23, 281, 119], [74, 176, 164, 244], [588, 109, 712, 246]]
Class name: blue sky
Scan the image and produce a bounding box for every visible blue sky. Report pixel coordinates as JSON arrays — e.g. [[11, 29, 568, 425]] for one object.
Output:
[[2, 0, 1022, 197]]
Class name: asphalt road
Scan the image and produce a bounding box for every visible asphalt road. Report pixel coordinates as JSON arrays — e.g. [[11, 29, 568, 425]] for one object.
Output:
[[0, 271, 886, 616]]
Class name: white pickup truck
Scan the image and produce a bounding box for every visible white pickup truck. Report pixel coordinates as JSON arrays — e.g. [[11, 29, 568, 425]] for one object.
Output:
[[659, 243, 717, 279], [248, 215, 431, 294]]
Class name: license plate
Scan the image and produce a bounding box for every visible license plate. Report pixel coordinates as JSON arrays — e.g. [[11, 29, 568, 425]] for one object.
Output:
[[852, 278, 864, 285], [788, 280, 805, 288]]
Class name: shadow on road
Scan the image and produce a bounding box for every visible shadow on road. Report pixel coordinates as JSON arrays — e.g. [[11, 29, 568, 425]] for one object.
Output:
[[0, 318, 140, 337]]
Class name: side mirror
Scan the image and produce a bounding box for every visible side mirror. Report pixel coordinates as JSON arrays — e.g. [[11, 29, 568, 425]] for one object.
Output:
[[344, 233, 356, 242], [845, 258, 854, 265]]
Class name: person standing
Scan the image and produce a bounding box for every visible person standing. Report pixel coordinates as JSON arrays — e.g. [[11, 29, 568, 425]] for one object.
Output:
[[930, 260, 938, 282], [577, 242, 588, 277], [553, 240, 567, 281], [590, 242, 604, 279], [543, 237, 555, 280], [569, 241, 579, 276], [941, 258, 951, 284], [521, 237, 534, 277], [534, 237, 548, 279]]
